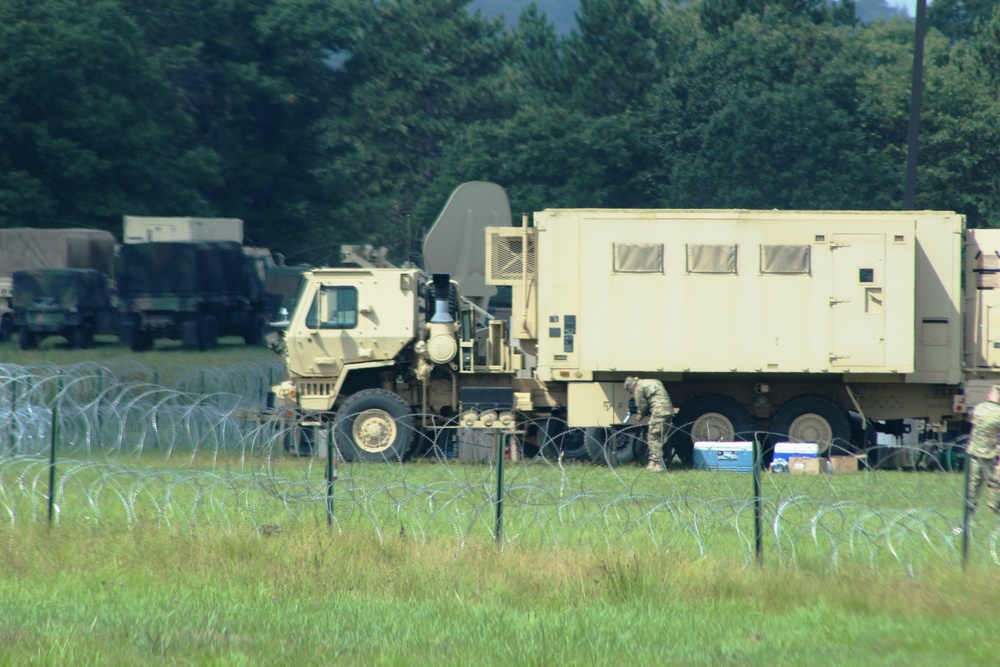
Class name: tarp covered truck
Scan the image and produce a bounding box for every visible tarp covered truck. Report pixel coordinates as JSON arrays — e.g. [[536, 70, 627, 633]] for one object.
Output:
[[0, 228, 116, 344], [117, 241, 268, 351], [268, 183, 1000, 464], [12, 269, 116, 349]]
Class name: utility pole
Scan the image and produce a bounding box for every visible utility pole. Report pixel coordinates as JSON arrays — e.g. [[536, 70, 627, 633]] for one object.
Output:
[[904, 0, 928, 210]]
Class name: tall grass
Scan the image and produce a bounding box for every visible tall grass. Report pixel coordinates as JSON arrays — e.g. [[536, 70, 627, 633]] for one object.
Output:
[[1, 523, 998, 665]]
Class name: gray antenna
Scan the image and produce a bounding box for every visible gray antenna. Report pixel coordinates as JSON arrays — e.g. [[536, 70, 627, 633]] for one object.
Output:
[[422, 182, 510, 311]]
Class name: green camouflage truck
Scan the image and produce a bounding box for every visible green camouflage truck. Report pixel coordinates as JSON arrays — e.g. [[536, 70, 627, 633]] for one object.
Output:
[[12, 269, 116, 349], [117, 241, 269, 351], [0, 228, 116, 344]]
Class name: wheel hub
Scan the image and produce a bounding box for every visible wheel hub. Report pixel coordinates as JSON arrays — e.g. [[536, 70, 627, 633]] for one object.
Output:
[[691, 412, 735, 442], [787, 413, 832, 448], [353, 409, 397, 453]]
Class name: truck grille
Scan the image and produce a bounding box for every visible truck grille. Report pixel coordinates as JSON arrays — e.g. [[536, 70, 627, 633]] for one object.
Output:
[[297, 381, 334, 397]]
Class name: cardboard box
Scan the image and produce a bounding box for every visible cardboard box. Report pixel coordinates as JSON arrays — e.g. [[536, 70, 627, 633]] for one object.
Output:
[[770, 442, 819, 472], [828, 454, 865, 473], [789, 457, 824, 475], [693, 442, 754, 473]]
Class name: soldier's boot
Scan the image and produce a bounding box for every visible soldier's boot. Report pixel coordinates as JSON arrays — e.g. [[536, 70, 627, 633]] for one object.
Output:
[[645, 460, 665, 473]]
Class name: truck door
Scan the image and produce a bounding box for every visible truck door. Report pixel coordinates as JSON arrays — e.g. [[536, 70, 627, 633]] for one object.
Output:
[[289, 281, 369, 375], [830, 234, 886, 368]]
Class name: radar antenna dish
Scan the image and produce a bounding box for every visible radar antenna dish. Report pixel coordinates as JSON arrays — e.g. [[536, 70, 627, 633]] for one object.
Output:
[[422, 182, 510, 311]]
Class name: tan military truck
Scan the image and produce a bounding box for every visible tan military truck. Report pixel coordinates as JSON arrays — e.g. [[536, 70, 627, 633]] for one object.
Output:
[[270, 183, 1000, 464]]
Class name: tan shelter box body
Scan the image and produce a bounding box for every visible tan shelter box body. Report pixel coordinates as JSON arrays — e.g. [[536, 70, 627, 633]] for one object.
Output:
[[522, 209, 962, 384], [123, 216, 244, 244]]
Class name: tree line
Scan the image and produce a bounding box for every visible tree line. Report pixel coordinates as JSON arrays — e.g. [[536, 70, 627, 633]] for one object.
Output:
[[0, 0, 998, 263]]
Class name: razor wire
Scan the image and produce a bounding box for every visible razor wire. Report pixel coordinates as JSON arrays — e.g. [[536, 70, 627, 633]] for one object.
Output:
[[1, 360, 999, 573]]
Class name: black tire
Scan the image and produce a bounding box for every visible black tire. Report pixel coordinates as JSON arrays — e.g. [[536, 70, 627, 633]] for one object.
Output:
[[334, 389, 414, 462], [18, 325, 36, 350], [584, 426, 638, 466], [244, 313, 267, 346], [128, 329, 153, 352], [670, 393, 754, 467], [71, 324, 94, 350], [198, 314, 219, 351], [120, 315, 153, 352], [770, 394, 852, 456], [0, 315, 12, 344], [539, 418, 589, 460]]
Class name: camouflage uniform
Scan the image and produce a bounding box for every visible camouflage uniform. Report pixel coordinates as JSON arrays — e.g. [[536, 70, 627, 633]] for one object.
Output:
[[966, 390, 1000, 515], [628, 378, 674, 466]]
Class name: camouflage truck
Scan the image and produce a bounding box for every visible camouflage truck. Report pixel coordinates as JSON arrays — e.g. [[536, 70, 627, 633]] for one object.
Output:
[[268, 183, 1000, 464], [12, 269, 116, 349], [0, 228, 116, 344], [117, 241, 268, 351]]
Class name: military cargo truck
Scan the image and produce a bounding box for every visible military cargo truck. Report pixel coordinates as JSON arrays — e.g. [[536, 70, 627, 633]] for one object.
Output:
[[117, 241, 268, 351], [268, 183, 1000, 464], [0, 228, 116, 344], [12, 269, 116, 349]]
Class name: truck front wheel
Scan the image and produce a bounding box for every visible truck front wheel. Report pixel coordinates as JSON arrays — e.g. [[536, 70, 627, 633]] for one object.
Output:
[[334, 389, 414, 462], [0, 315, 12, 343]]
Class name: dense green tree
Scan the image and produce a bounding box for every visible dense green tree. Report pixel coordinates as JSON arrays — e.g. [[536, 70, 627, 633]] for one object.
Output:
[[120, 0, 357, 251], [0, 0, 215, 229], [928, 0, 998, 42], [322, 0, 516, 260], [560, 0, 673, 115], [912, 28, 1000, 225], [643, 12, 900, 209], [698, 0, 857, 33]]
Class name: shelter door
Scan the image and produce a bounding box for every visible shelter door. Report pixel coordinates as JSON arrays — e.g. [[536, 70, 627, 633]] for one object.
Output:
[[830, 234, 886, 368]]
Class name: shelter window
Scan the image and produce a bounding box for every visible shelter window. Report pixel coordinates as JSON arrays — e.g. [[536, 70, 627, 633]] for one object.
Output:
[[686, 244, 737, 274], [305, 285, 358, 329], [613, 243, 663, 273], [760, 245, 811, 275]]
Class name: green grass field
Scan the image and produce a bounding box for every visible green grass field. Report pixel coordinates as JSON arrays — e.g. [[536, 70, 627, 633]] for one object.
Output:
[[2, 345, 999, 664], [1, 523, 999, 666]]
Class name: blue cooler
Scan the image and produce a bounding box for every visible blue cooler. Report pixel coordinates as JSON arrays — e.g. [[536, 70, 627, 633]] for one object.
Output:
[[693, 442, 754, 473], [770, 442, 819, 473]]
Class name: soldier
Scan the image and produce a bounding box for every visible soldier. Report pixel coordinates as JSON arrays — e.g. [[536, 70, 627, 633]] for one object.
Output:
[[625, 376, 674, 471], [965, 384, 1000, 516]]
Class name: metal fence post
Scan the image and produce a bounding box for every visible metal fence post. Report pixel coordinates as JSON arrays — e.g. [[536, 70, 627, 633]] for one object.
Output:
[[9, 377, 16, 454], [495, 431, 506, 547], [48, 391, 59, 524], [962, 456, 972, 570], [753, 436, 763, 566], [326, 426, 336, 527]]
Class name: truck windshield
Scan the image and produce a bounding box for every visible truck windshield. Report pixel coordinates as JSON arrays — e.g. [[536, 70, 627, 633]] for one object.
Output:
[[305, 285, 358, 329]]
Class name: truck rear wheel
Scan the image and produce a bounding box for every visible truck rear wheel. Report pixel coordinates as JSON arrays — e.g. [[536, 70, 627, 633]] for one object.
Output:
[[770, 395, 851, 455], [127, 329, 153, 352], [244, 313, 267, 346], [334, 389, 414, 462], [198, 315, 219, 351], [18, 325, 36, 350], [670, 394, 754, 467], [71, 324, 94, 350]]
